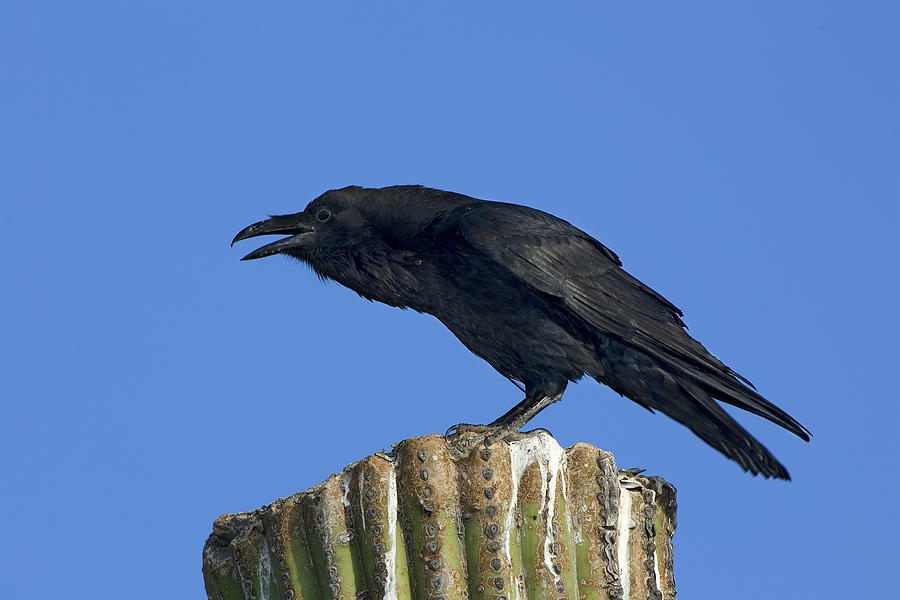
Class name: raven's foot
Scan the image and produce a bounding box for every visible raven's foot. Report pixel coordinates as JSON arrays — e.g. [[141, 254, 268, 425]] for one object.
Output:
[[511, 426, 554, 440], [444, 423, 497, 455], [444, 423, 494, 438], [444, 423, 552, 455]]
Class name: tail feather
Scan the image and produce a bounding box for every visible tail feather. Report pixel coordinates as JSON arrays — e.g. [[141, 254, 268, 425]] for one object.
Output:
[[684, 363, 810, 442], [674, 377, 792, 479], [593, 342, 802, 479]]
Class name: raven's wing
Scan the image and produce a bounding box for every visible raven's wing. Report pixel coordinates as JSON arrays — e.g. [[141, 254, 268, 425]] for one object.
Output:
[[449, 201, 809, 476]]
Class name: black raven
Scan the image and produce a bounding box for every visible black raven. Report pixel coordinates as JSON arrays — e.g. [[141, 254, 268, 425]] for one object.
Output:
[[233, 185, 809, 479]]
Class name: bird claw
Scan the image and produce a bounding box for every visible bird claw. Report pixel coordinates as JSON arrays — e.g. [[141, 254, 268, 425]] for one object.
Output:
[[514, 426, 554, 439], [444, 423, 500, 453], [444, 423, 552, 455], [444, 423, 494, 438]]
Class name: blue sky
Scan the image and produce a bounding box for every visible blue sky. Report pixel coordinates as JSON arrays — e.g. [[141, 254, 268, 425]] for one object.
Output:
[[2, 2, 898, 598]]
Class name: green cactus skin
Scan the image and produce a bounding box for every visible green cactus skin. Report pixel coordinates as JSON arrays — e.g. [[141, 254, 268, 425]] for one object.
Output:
[[202, 431, 677, 600]]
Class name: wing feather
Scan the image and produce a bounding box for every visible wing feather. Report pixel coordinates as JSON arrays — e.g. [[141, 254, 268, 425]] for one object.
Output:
[[452, 202, 809, 441]]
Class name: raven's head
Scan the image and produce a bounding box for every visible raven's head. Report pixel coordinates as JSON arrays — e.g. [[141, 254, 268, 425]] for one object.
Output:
[[232, 186, 433, 304], [231, 186, 379, 262], [233, 184, 480, 304], [232, 184, 474, 262]]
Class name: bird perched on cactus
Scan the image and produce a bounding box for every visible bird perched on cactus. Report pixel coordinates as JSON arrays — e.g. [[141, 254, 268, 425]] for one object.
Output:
[[233, 185, 809, 479]]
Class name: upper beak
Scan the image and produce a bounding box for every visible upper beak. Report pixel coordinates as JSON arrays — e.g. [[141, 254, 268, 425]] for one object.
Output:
[[232, 213, 315, 260]]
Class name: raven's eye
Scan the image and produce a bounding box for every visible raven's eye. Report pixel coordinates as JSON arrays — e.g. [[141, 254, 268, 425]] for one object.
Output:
[[316, 209, 331, 222]]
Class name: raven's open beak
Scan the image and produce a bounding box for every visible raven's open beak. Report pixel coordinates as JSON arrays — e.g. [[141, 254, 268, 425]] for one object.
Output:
[[232, 214, 315, 261]]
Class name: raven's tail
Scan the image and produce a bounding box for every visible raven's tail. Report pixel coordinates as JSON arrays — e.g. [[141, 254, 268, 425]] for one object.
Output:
[[591, 343, 806, 479], [684, 362, 811, 442]]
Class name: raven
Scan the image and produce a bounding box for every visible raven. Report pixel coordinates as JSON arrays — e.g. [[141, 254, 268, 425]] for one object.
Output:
[[233, 185, 809, 479]]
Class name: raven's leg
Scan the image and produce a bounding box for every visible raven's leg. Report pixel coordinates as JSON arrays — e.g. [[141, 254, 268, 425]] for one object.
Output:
[[445, 383, 566, 444], [487, 390, 565, 437]]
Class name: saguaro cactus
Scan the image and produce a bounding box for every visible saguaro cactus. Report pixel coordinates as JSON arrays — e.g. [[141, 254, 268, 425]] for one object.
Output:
[[203, 431, 677, 600]]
